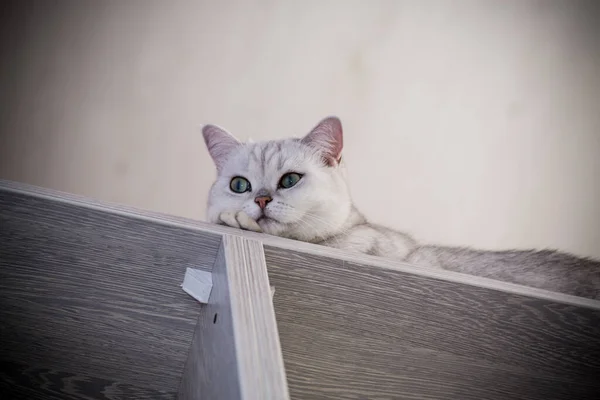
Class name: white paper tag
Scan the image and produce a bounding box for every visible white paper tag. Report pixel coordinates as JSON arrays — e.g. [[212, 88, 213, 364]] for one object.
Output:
[[181, 268, 213, 304]]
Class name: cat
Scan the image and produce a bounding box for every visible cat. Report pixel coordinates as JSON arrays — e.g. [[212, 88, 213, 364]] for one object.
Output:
[[202, 116, 600, 300]]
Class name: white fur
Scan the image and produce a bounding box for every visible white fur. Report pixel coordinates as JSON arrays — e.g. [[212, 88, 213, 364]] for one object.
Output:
[[203, 117, 414, 256], [205, 136, 353, 242]]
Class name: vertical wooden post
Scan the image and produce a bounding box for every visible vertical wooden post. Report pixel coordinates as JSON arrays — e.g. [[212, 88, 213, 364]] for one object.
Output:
[[178, 235, 290, 400]]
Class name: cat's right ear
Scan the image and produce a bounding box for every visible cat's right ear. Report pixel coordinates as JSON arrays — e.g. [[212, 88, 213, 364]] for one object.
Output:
[[202, 124, 241, 171], [301, 116, 343, 167]]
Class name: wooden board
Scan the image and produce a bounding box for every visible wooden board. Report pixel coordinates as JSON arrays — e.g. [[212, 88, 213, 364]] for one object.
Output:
[[3, 179, 600, 400], [179, 235, 289, 400], [0, 360, 175, 400], [3, 179, 597, 311], [0, 186, 221, 395], [265, 247, 600, 400]]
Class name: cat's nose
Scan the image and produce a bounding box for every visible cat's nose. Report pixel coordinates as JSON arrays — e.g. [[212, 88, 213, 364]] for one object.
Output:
[[254, 196, 272, 210]]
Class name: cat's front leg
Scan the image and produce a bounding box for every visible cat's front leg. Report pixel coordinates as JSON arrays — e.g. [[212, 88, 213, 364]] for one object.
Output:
[[219, 211, 262, 232]]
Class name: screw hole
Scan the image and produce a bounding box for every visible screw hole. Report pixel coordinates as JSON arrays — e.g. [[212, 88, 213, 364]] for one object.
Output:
[[213, 313, 218, 324]]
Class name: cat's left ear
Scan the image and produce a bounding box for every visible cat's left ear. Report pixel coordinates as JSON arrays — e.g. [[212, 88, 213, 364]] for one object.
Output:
[[202, 124, 241, 171], [301, 116, 343, 167]]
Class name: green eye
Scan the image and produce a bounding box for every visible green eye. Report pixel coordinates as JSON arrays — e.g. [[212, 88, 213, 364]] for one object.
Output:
[[230, 176, 251, 193], [279, 172, 302, 189]]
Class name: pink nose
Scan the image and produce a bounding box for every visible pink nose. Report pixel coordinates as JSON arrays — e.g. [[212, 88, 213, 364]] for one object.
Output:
[[255, 196, 272, 209]]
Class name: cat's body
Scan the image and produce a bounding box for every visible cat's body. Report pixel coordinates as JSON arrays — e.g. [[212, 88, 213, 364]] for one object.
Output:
[[202, 116, 600, 300]]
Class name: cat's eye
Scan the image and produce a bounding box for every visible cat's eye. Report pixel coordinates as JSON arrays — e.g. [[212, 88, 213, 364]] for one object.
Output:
[[230, 176, 251, 193], [279, 172, 302, 189]]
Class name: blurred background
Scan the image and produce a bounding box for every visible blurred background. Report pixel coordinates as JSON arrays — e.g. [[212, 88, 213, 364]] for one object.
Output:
[[1, 0, 599, 258]]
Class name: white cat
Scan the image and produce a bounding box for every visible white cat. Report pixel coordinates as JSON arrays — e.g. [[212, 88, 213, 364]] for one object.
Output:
[[203, 116, 600, 299]]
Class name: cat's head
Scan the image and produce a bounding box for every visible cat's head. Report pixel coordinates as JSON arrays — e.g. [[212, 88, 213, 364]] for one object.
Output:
[[203, 116, 352, 242]]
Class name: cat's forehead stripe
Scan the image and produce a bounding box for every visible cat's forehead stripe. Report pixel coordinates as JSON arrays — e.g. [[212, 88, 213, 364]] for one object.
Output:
[[277, 148, 285, 170], [250, 144, 262, 164], [229, 139, 315, 183], [260, 143, 269, 175], [264, 142, 282, 173], [244, 141, 287, 176]]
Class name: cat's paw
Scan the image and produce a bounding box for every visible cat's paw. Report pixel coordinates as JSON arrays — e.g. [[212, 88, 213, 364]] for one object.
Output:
[[219, 211, 262, 232]]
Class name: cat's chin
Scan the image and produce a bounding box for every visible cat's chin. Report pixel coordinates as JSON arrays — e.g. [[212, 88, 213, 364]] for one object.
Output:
[[258, 216, 301, 238], [257, 216, 283, 234], [258, 217, 318, 242]]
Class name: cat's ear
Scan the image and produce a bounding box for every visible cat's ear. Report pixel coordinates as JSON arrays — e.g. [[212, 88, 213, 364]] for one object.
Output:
[[301, 116, 343, 167], [202, 124, 241, 171]]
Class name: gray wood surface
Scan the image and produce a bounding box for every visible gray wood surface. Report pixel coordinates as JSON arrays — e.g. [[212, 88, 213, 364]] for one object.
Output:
[[0, 360, 176, 400], [0, 186, 222, 396], [4, 179, 600, 399], [179, 235, 289, 400], [265, 246, 600, 400], [3, 179, 598, 310]]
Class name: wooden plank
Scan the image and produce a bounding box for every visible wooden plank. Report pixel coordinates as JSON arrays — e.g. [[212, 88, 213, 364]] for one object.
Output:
[[0, 187, 221, 392], [178, 238, 242, 400], [4, 179, 600, 399], [0, 360, 176, 400], [3, 179, 599, 309], [179, 235, 290, 400], [265, 247, 600, 400]]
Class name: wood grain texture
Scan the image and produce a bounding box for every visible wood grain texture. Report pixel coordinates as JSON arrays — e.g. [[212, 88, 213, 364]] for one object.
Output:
[[0, 187, 221, 393], [179, 235, 289, 400], [265, 247, 600, 400], [3, 179, 599, 310], [4, 179, 600, 399], [178, 237, 242, 400], [0, 360, 176, 400], [224, 236, 289, 400]]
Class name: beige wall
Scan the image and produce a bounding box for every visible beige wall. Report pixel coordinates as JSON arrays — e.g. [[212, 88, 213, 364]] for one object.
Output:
[[1, 0, 599, 258]]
